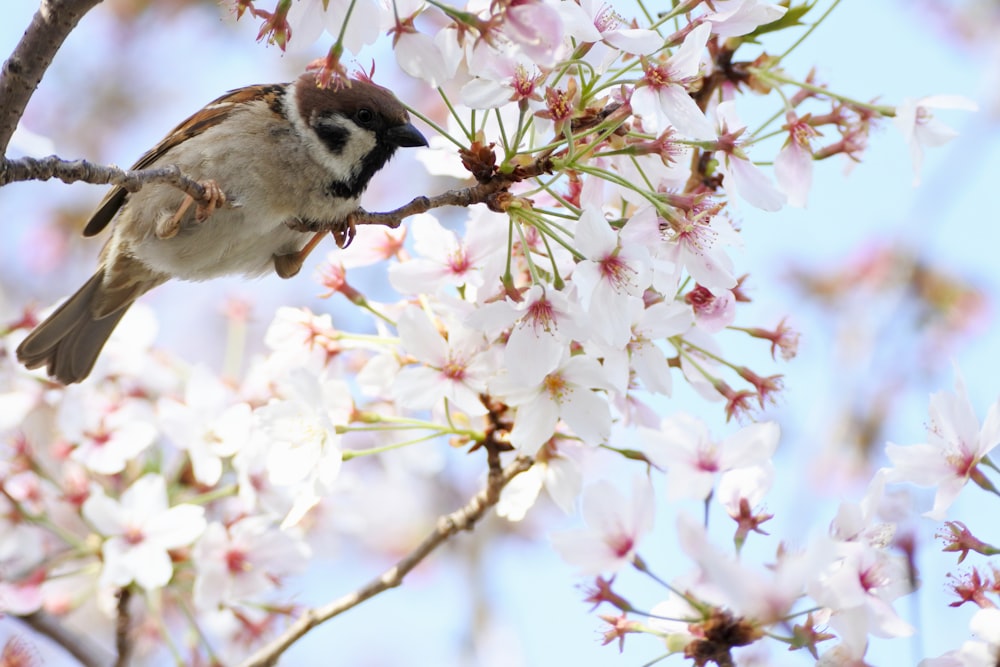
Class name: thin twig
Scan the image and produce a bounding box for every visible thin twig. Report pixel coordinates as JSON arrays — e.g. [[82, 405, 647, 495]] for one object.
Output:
[[0, 0, 105, 155], [0, 155, 209, 201], [238, 455, 534, 667], [18, 611, 111, 667], [114, 587, 132, 667], [287, 157, 555, 234]]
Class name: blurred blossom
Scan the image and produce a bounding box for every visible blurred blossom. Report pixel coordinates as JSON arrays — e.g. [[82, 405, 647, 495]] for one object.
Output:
[[551, 477, 654, 575], [893, 95, 978, 185], [641, 415, 779, 501]]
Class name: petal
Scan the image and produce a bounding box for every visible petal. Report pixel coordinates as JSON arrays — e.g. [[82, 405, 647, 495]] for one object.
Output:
[[396, 308, 449, 364]]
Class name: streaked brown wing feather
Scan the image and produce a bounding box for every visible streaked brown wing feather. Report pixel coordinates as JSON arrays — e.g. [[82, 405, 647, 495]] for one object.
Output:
[[82, 84, 286, 238]]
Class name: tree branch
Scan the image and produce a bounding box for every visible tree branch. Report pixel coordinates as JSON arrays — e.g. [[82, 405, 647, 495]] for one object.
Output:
[[113, 587, 132, 667], [287, 156, 555, 234], [0, 0, 105, 156], [238, 455, 534, 667], [18, 611, 111, 667], [0, 155, 210, 200]]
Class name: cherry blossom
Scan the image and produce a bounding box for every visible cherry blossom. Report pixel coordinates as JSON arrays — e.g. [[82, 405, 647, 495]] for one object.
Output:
[[659, 206, 741, 294], [193, 516, 311, 611], [159, 366, 253, 486], [572, 207, 652, 348], [82, 474, 206, 590], [58, 389, 157, 476], [893, 95, 978, 185], [557, 0, 662, 56], [641, 414, 779, 500], [492, 350, 614, 452], [701, 0, 787, 37], [551, 477, 654, 575], [392, 307, 494, 417], [468, 284, 585, 386], [496, 443, 583, 521], [284, 0, 382, 54], [631, 23, 716, 138], [809, 542, 915, 656], [255, 368, 350, 527], [919, 608, 1000, 667], [388, 211, 507, 296], [885, 373, 1000, 520], [773, 111, 818, 207], [714, 101, 786, 211]]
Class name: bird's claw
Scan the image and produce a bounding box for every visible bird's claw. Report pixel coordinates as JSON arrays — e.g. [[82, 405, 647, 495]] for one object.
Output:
[[156, 179, 227, 240]]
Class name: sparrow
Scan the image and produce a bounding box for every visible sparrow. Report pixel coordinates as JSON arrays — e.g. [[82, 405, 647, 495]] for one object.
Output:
[[16, 71, 427, 384]]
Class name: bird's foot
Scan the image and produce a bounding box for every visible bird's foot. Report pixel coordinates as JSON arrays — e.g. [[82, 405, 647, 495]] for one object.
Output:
[[156, 180, 227, 239]]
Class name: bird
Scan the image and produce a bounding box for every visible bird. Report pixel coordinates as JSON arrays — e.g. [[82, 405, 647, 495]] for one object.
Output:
[[16, 71, 428, 384]]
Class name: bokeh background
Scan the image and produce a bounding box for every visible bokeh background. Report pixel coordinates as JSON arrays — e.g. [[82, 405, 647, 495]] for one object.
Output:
[[1, 0, 999, 664]]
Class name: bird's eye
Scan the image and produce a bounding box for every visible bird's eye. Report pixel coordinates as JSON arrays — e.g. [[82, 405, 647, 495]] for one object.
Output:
[[356, 108, 375, 125]]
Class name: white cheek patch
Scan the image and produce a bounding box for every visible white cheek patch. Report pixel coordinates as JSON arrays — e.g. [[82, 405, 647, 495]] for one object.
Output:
[[284, 88, 377, 184]]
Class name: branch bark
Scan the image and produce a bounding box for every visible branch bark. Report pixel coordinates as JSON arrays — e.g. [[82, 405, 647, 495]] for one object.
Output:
[[0, 155, 210, 200], [238, 455, 534, 667], [0, 0, 105, 156], [19, 611, 111, 667]]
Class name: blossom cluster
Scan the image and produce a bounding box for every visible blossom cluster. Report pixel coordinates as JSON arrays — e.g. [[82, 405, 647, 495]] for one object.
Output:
[[0, 0, 990, 665]]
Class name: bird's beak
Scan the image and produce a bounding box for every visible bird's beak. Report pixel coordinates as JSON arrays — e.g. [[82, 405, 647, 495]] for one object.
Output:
[[387, 122, 428, 148]]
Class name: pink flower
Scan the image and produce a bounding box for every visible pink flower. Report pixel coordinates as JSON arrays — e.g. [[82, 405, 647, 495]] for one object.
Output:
[[551, 477, 654, 575], [885, 373, 1000, 520]]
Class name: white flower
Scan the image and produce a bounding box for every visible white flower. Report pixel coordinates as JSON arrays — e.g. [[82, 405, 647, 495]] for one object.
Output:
[[193, 517, 310, 610], [572, 207, 652, 348], [393, 307, 494, 417], [496, 444, 583, 521], [641, 414, 779, 500], [631, 23, 716, 138], [388, 211, 507, 296], [894, 95, 977, 185], [468, 284, 584, 386], [255, 368, 350, 527], [159, 366, 252, 486], [59, 390, 157, 475], [82, 474, 206, 590], [701, 0, 787, 37], [492, 350, 613, 452], [551, 477, 654, 575], [715, 101, 786, 211], [885, 372, 1000, 520], [557, 0, 662, 55]]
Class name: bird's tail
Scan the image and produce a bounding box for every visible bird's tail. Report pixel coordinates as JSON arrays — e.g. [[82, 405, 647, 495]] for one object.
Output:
[[17, 269, 144, 384]]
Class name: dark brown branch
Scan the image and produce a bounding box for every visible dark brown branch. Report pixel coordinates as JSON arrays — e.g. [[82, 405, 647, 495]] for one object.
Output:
[[0, 155, 209, 201], [113, 587, 131, 667], [287, 157, 555, 234], [0, 0, 105, 156], [18, 611, 110, 667], [238, 455, 534, 667]]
